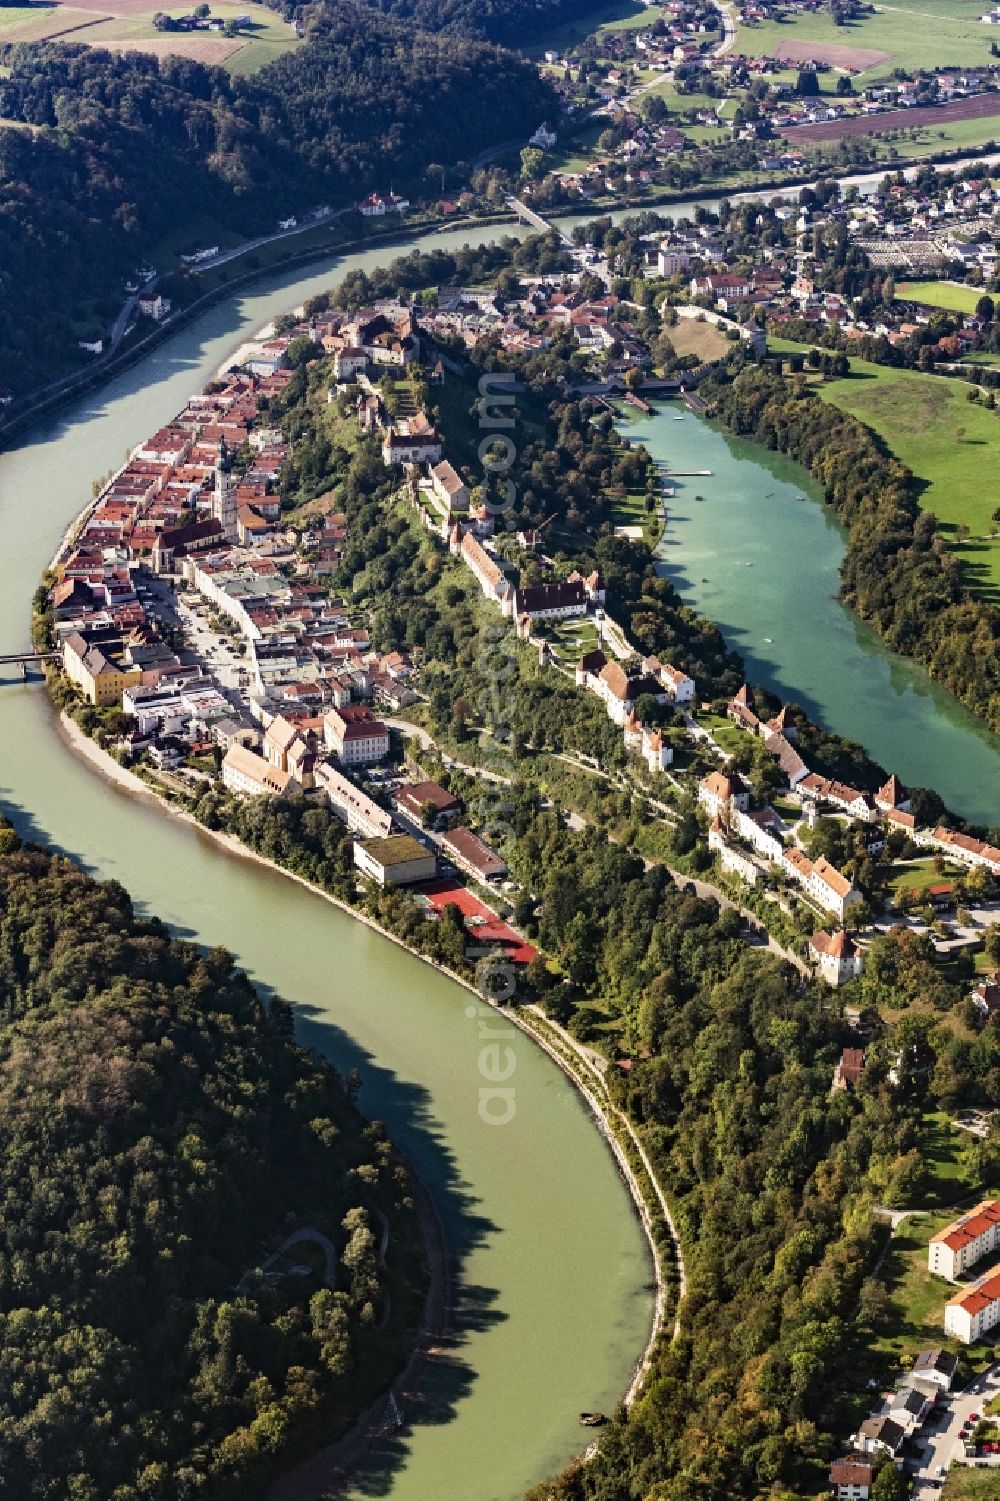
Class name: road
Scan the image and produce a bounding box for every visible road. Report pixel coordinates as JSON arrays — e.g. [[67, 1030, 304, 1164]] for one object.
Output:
[[908, 1359, 1000, 1497]]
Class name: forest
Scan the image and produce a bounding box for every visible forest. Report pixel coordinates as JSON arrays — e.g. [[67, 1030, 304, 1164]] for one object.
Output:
[[0, 818, 425, 1500], [266, 0, 610, 47], [0, 1, 553, 394]]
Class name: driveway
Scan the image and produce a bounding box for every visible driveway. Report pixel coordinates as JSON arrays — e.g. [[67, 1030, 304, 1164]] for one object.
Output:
[[908, 1359, 1000, 1496]]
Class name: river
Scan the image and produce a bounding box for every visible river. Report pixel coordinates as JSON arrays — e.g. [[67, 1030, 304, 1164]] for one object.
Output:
[[616, 406, 1000, 827], [0, 224, 655, 1501]]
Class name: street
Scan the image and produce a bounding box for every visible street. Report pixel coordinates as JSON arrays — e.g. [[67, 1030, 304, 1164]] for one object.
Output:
[[908, 1360, 1000, 1497]]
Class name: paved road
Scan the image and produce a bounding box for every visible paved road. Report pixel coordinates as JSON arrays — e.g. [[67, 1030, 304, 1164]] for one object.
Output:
[[908, 1359, 1000, 1497]]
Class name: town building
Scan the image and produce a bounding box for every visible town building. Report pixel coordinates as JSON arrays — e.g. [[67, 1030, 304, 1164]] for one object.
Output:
[[323, 705, 390, 766], [222, 743, 292, 798], [315, 763, 393, 839], [62, 633, 142, 706], [395, 780, 461, 824], [440, 826, 508, 882], [928, 1200, 1000, 1281], [833, 1047, 865, 1092], [698, 771, 751, 820], [853, 1417, 905, 1458], [910, 1349, 959, 1391], [809, 929, 864, 987], [353, 834, 436, 887], [510, 579, 587, 621]]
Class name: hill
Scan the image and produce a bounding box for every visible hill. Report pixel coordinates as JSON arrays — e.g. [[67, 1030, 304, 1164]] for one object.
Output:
[[0, 816, 426, 1500], [0, 0, 554, 394]]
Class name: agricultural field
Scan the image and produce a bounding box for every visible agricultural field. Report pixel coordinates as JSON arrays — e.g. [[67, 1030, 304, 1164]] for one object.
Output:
[[780, 91, 1000, 145], [736, 0, 995, 79], [0, 0, 299, 72], [898, 280, 985, 313], [818, 358, 1000, 601]]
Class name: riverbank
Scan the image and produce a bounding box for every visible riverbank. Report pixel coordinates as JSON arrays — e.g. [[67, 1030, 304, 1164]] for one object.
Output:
[[55, 707, 673, 1426]]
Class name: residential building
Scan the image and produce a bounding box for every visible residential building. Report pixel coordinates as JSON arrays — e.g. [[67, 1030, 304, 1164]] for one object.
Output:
[[910, 1349, 959, 1391], [853, 1417, 905, 1458], [659, 661, 695, 703], [833, 1047, 865, 1092], [430, 461, 470, 516], [810, 856, 862, 922], [828, 1457, 874, 1500], [809, 929, 864, 987], [944, 1268, 1000, 1343], [928, 1200, 1000, 1281], [971, 975, 1000, 1025], [353, 834, 436, 887], [924, 825, 1000, 873], [323, 705, 390, 766], [222, 743, 292, 798]]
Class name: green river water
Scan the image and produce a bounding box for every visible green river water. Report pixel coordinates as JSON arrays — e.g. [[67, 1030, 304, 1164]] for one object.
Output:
[[617, 407, 1000, 828], [0, 225, 654, 1501]]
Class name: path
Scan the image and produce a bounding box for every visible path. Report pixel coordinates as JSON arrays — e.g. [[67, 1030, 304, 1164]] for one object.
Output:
[[259, 1225, 338, 1288], [384, 716, 514, 785]]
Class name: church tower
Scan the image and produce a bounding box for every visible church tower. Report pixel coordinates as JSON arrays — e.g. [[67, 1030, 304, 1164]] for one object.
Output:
[[213, 440, 237, 542]]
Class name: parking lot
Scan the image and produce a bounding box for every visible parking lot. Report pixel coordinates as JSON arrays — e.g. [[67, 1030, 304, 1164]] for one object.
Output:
[[137, 573, 248, 702]]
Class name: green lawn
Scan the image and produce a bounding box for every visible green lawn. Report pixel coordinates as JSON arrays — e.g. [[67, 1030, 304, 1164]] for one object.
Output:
[[0, 5, 53, 30], [872, 1208, 997, 1371], [736, 1, 994, 79], [887, 858, 965, 900], [522, 0, 647, 55], [898, 280, 984, 314], [696, 711, 746, 757], [818, 359, 1000, 601], [921, 1110, 972, 1211]]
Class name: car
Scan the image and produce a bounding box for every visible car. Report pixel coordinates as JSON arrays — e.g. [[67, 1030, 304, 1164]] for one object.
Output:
[[970, 1412, 980, 1421], [935, 1465, 945, 1475]]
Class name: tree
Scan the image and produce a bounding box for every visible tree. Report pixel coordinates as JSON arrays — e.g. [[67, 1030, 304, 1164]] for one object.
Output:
[[836, 74, 853, 97], [977, 293, 995, 321], [871, 1462, 910, 1500], [796, 68, 820, 97]]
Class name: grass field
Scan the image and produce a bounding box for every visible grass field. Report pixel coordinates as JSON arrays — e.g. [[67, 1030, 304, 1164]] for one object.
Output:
[[818, 358, 1000, 601], [522, 0, 646, 55], [887, 858, 965, 902], [898, 280, 984, 314], [0, 0, 298, 71], [736, 1, 994, 79], [668, 318, 732, 364], [942, 1467, 1000, 1499]]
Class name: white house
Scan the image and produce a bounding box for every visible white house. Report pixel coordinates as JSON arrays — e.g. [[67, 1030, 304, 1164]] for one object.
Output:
[[698, 771, 750, 821], [323, 705, 390, 766], [945, 1269, 1000, 1344]]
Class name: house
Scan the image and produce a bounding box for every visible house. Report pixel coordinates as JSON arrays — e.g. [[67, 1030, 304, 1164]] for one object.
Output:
[[62, 632, 142, 706], [828, 1457, 873, 1500], [381, 417, 443, 467], [764, 730, 809, 787], [809, 929, 864, 987], [596, 661, 667, 726], [833, 1047, 865, 1092], [659, 662, 695, 703], [353, 833, 436, 887], [928, 1200, 1000, 1281], [910, 1349, 959, 1391], [727, 684, 760, 731], [455, 527, 509, 603], [333, 346, 369, 381], [888, 1382, 937, 1430], [853, 1416, 905, 1458], [395, 780, 461, 825], [970, 976, 1000, 1025], [657, 244, 692, 277], [641, 725, 673, 774], [315, 762, 393, 839], [222, 743, 292, 798], [263, 714, 308, 775], [323, 705, 390, 766], [698, 771, 751, 820], [440, 826, 508, 882], [944, 1268, 1000, 1343], [924, 825, 1000, 874]]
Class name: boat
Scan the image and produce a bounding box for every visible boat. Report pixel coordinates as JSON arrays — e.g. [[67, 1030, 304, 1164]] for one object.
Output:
[[579, 1412, 607, 1427], [763, 637, 772, 644], [796, 495, 806, 502], [672, 414, 685, 420]]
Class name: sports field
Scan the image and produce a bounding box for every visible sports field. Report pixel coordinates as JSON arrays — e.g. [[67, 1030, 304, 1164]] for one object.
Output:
[[737, 0, 995, 79], [0, 0, 299, 71], [819, 358, 1000, 600], [897, 280, 984, 313]]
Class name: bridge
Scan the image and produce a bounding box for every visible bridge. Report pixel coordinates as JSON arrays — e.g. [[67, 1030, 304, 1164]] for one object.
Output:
[[505, 196, 574, 248], [0, 651, 58, 682]]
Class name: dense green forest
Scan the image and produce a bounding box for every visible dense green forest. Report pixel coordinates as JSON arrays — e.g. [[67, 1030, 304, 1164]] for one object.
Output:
[[703, 363, 1000, 738], [268, 0, 610, 47], [0, 817, 425, 1499], [0, 1, 552, 394]]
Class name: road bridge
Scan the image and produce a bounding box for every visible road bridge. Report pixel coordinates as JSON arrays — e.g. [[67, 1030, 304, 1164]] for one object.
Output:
[[0, 651, 57, 682], [505, 196, 574, 248]]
